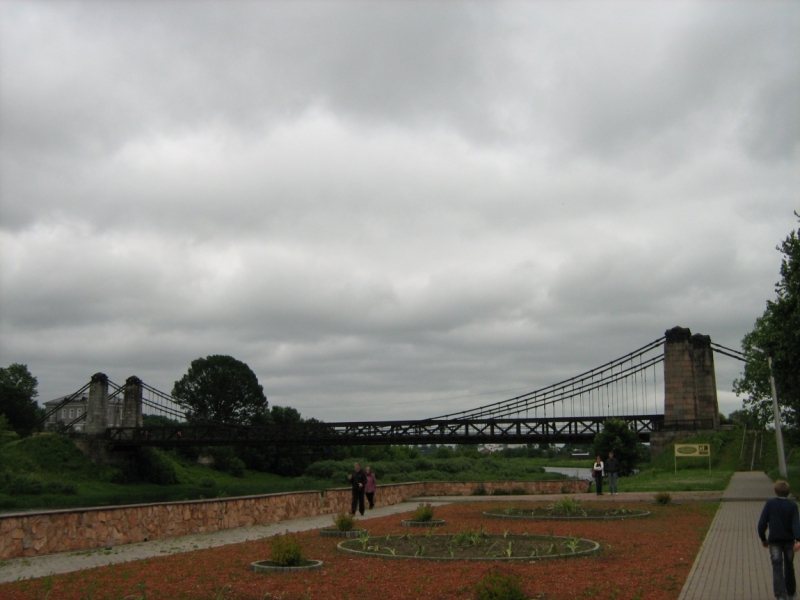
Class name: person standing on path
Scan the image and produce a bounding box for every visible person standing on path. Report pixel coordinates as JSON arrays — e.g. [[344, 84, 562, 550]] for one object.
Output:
[[758, 480, 800, 600], [605, 451, 620, 496], [592, 456, 604, 496], [348, 462, 367, 516], [364, 466, 377, 509]]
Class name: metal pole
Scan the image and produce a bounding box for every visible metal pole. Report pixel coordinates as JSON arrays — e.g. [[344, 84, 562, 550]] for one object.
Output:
[[768, 357, 788, 478]]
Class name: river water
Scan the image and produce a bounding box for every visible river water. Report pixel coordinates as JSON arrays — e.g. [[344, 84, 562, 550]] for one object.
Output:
[[543, 466, 593, 479]]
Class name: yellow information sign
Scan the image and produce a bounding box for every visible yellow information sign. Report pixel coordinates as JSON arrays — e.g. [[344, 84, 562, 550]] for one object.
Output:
[[674, 444, 711, 473]]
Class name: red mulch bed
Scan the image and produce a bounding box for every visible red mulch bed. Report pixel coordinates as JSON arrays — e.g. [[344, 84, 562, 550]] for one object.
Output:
[[0, 501, 716, 600]]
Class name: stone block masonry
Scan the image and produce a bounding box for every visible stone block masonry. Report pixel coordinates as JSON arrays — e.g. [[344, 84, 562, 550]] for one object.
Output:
[[0, 479, 589, 560], [663, 326, 719, 429]]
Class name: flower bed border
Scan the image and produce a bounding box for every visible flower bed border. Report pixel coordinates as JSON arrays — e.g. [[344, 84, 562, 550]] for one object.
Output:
[[319, 528, 366, 538], [336, 535, 600, 561], [401, 519, 446, 527], [250, 559, 324, 573], [483, 509, 651, 521]]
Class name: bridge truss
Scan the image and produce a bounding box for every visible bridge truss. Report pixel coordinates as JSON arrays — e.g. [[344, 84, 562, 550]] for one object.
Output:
[[103, 414, 709, 449]]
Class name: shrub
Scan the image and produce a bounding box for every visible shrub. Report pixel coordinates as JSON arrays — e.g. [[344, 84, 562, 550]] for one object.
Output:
[[270, 534, 306, 566], [208, 447, 246, 478], [200, 477, 215, 488], [474, 571, 528, 600], [654, 491, 672, 505], [551, 496, 581, 516], [136, 448, 178, 485], [6, 474, 44, 495], [412, 503, 435, 522], [413, 458, 433, 471], [435, 457, 473, 474], [332, 511, 356, 532], [302, 460, 341, 480], [43, 480, 78, 495]]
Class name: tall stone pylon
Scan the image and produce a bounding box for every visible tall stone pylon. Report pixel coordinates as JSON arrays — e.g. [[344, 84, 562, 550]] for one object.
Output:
[[663, 326, 720, 429], [85, 372, 109, 435], [122, 376, 143, 428]]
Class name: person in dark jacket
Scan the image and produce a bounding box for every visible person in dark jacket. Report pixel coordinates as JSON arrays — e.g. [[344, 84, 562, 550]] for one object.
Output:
[[758, 480, 800, 600], [364, 466, 377, 509], [348, 462, 367, 516], [606, 451, 620, 496]]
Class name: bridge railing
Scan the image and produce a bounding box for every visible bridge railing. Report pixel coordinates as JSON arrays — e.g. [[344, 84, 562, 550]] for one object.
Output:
[[105, 414, 668, 448]]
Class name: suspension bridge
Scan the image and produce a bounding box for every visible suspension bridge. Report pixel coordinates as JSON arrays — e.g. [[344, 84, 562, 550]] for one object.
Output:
[[41, 326, 744, 453]]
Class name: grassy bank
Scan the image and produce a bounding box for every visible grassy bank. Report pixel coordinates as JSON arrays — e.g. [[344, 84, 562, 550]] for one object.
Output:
[[0, 427, 778, 512], [617, 428, 750, 492], [0, 434, 332, 512], [0, 435, 570, 513]]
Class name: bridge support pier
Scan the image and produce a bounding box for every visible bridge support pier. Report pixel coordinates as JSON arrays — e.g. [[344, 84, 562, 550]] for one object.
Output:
[[85, 373, 109, 435], [664, 326, 720, 429], [652, 326, 721, 458], [122, 376, 143, 428]]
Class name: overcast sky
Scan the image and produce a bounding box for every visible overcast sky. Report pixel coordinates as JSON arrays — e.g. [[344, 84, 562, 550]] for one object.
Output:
[[1, 1, 798, 422]]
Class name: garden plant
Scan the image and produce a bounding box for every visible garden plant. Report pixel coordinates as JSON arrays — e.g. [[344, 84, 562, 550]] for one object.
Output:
[[485, 498, 649, 520]]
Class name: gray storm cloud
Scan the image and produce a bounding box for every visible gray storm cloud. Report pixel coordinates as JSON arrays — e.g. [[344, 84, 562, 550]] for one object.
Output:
[[0, 1, 797, 421]]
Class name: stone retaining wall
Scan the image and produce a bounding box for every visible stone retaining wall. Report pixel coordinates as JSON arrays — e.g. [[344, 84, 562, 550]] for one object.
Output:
[[0, 479, 589, 560]]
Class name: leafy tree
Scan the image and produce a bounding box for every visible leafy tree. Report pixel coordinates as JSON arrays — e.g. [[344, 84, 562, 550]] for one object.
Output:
[[0, 363, 38, 399], [592, 418, 644, 476], [728, 409, 761, 429], [0, 363, 43, 437], [236, 405, 327, 476], [172, 355, 268, 425], [734, 213, 800, 428], [142, 414, 182, 427]]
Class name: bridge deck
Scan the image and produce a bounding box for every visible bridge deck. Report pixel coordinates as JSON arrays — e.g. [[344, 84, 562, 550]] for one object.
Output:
[[99, 415, 708, 448], [105, 415, 680, 447]]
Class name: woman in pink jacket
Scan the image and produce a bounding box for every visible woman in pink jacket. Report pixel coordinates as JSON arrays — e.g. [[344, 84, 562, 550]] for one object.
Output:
[[365, 466, 377, 509]]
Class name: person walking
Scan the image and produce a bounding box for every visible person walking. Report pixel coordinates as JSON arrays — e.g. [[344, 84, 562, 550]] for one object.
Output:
[[606, 451, 620, 496], [758, 480, 800, 600], [592, 456, 604, 496], [364, 466, 377, 509], [348, 462, 367, 516]]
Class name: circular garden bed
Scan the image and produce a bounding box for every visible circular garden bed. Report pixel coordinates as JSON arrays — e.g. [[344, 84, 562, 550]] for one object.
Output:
[[337, 532, 599, 560], [484, 505, 650, 521], [401, 519, 446, 527], [250, 560, 324, 573], [319, 528, 366, 538]]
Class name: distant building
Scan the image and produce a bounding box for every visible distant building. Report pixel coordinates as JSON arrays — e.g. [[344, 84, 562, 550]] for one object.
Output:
[[479, 444, 505, 454], [43, 393, 123, 432]]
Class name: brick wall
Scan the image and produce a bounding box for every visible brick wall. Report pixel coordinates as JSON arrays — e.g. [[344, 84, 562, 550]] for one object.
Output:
[[0, 479, 589, 560]]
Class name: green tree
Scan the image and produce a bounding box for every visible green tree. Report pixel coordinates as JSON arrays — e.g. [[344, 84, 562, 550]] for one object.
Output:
[[592, 418, 644, 476], [734, 213, 800, 428], [0, 363, 43, 437], [0, 363, 38, 399], [172, 355, 268, 425]]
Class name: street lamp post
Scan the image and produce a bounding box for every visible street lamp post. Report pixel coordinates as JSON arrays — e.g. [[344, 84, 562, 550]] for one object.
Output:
[[768, 356, 788, 478]]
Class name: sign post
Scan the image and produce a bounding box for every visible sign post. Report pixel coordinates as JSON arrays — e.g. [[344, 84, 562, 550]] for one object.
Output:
[[674, 444, 711, 474]]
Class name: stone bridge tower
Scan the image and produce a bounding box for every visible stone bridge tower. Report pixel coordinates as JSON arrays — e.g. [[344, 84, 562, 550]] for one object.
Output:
[[663, 326, 720, 429], [650, 326, 720, 457]]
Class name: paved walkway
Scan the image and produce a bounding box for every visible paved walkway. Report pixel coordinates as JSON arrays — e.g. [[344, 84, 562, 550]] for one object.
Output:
[[678, 471, 777, 600]]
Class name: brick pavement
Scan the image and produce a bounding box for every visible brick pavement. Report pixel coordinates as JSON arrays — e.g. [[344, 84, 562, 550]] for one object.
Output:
[[678, 471, 780, 600]]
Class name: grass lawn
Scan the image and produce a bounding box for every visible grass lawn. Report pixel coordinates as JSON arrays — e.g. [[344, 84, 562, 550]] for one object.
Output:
[[618, 468, 734, 492]]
